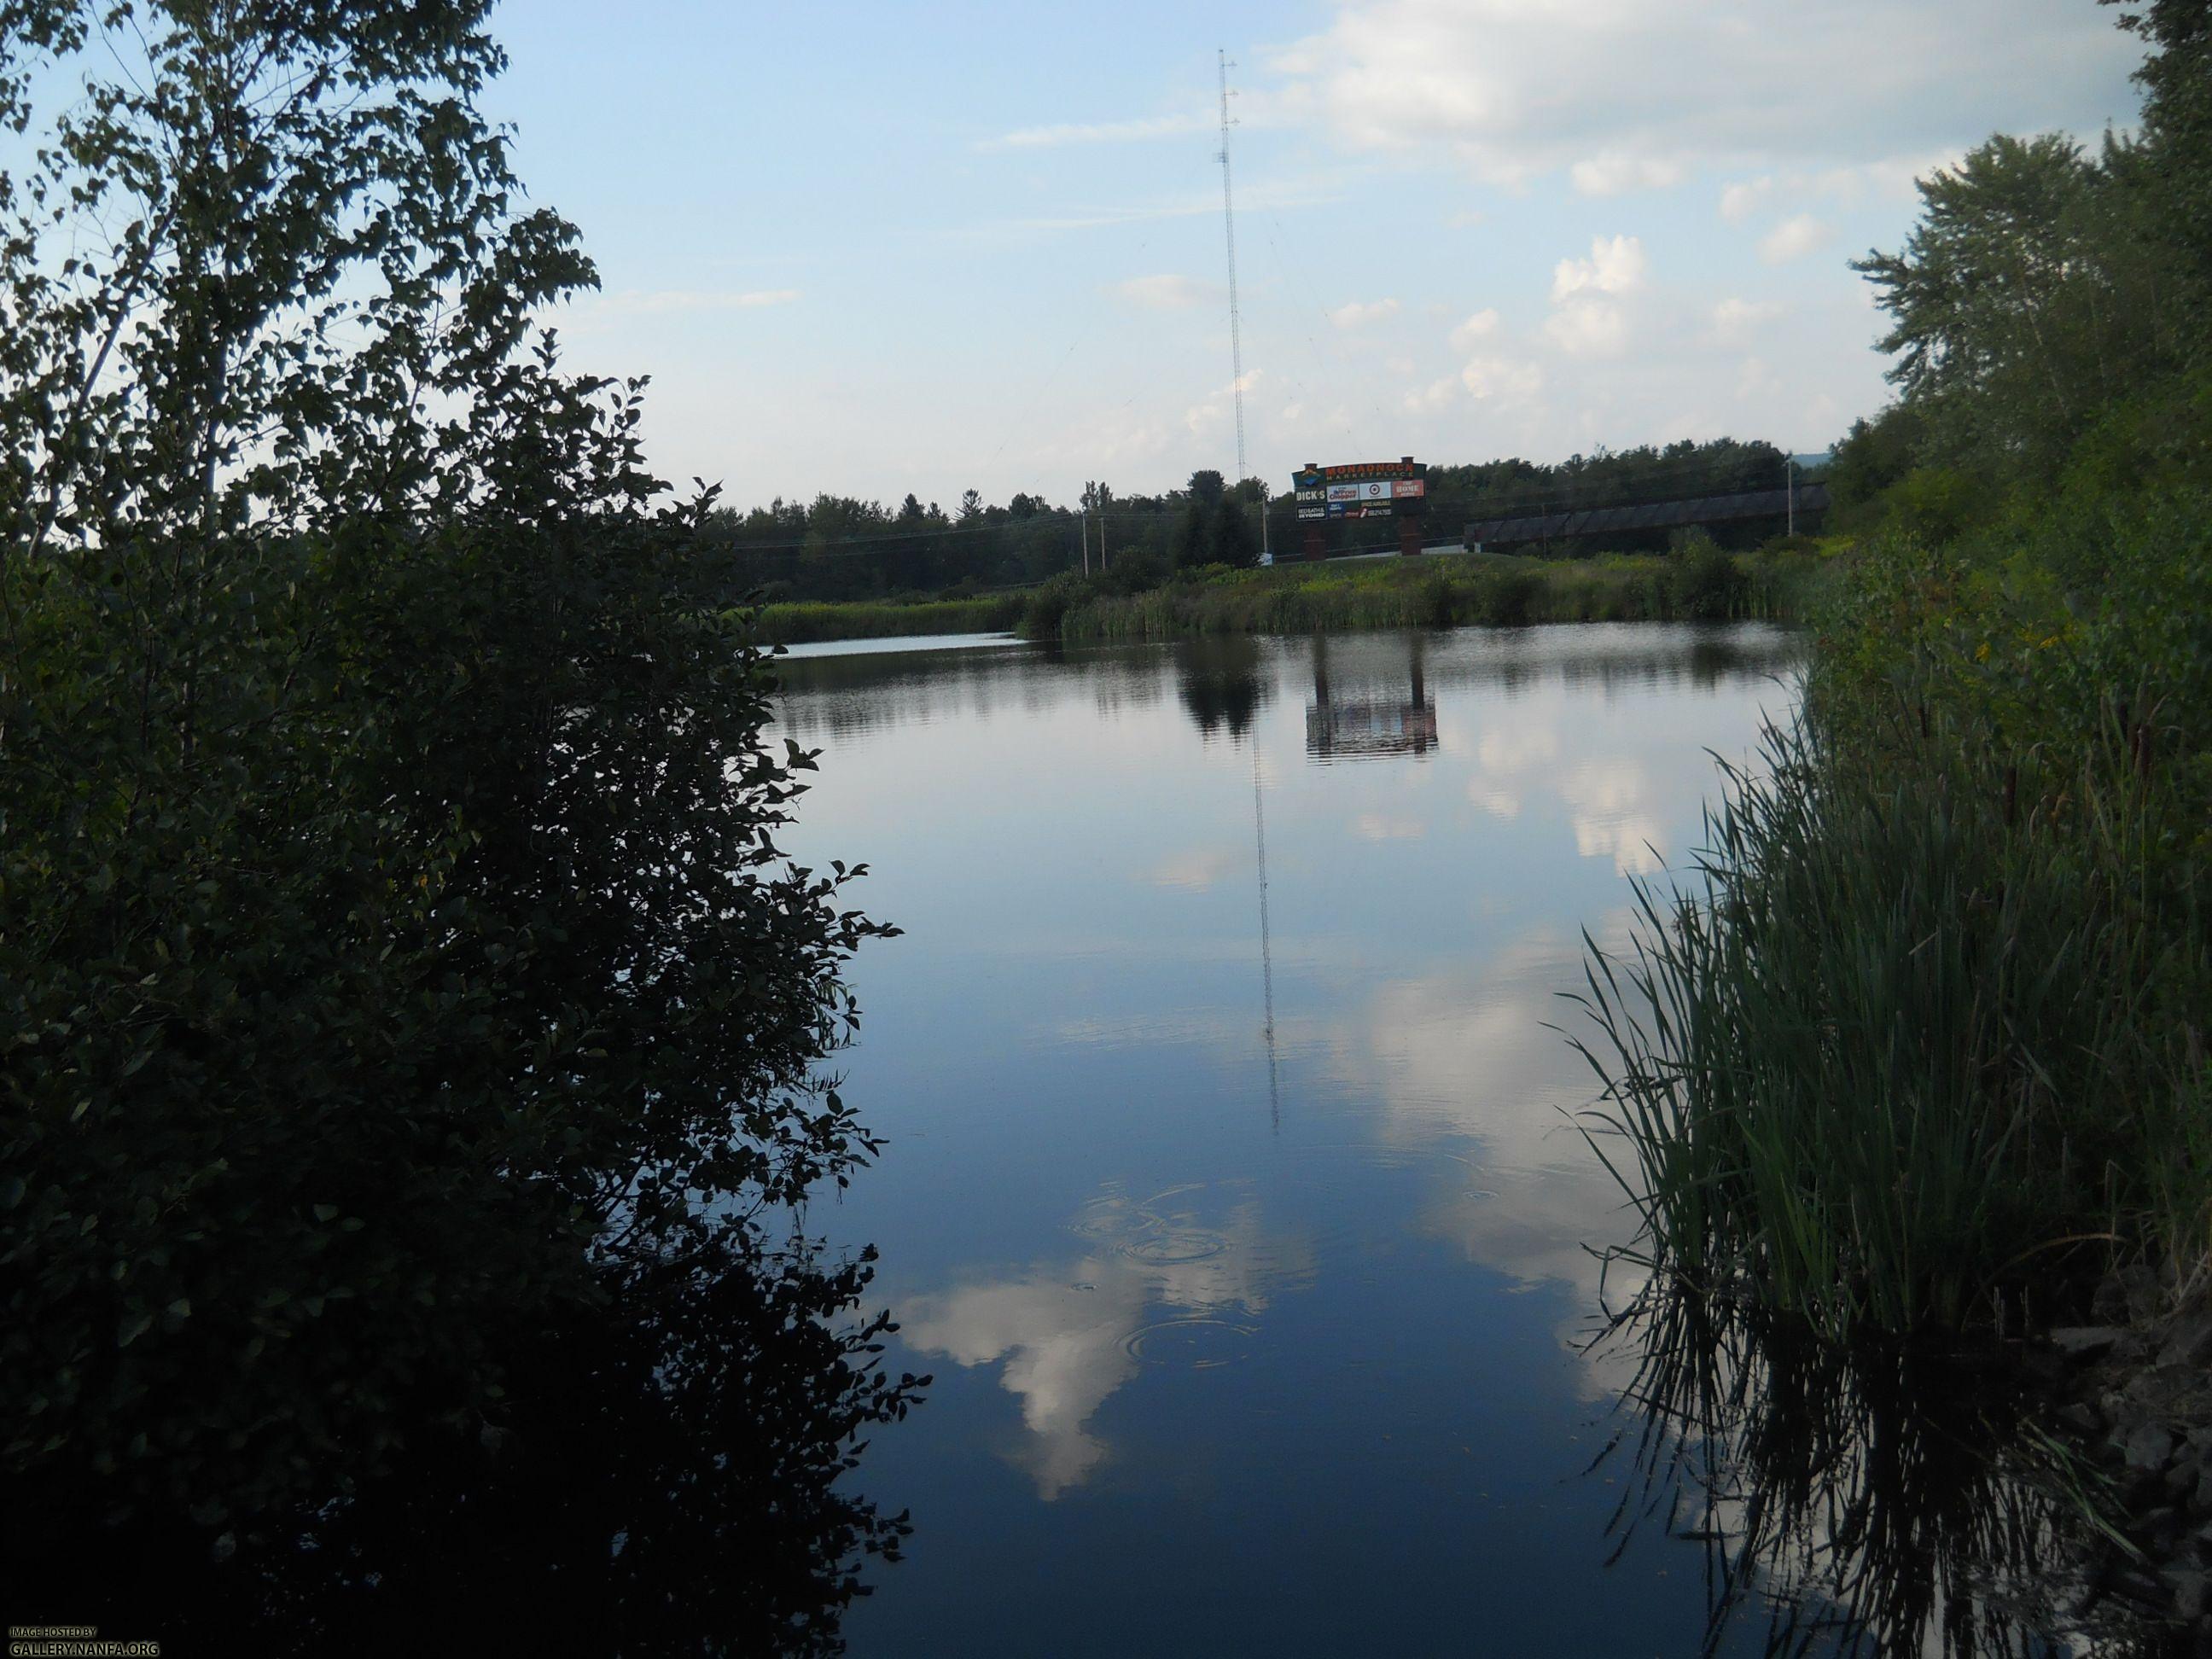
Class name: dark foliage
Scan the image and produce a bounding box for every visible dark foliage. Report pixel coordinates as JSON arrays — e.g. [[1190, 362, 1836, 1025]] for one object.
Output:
[[0, 4, 920, 1639]]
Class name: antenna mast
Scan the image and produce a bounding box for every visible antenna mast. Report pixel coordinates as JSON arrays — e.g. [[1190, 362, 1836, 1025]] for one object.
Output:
[[1217, 49, 1248, 490]]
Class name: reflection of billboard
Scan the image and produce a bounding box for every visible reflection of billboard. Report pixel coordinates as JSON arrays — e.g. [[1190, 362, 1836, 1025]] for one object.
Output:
[[1306, 699, 1439, 758]]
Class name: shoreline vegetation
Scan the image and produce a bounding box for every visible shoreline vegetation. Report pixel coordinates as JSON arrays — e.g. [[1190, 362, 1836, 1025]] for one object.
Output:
[[750, 538, 1833, 647], [1576, 0, 2212, 1629]]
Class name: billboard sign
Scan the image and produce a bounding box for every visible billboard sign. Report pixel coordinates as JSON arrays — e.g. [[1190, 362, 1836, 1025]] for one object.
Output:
[[1293, 457, 1429, 521]]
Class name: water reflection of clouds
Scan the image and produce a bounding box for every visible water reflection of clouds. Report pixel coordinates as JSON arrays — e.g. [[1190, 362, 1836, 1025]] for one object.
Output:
[[899, 1185, 1313, 1499], [1560, 757, 1668, 876], [787, 623, 1808, 1530], [1352, 812, 1426, 841], [1455, 722, 1562, 819], [1309, 919, 1654, 1394], [1140, 846, 1243, 891]]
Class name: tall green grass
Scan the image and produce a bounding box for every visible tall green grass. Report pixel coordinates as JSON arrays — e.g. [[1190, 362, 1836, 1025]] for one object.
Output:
[[1045, 545, 1828, 643], [1575, 516, 2211, 1340], [748, 593, 1023, 645]]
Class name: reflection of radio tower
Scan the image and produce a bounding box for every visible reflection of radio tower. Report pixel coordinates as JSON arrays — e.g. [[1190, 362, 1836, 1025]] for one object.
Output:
[[1252, 731, 1280, 1133]]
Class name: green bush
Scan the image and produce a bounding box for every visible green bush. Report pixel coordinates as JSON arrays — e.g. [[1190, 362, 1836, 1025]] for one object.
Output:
[[0, 5, 905, 1555], [1668, 537, 1751, 620]]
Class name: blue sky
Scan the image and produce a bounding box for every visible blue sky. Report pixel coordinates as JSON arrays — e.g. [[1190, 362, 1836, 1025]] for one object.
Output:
[[483, 1, 2147, 510]]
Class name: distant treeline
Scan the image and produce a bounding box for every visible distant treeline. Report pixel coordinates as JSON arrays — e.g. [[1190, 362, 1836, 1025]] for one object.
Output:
[[704, 438, 1807, 604]]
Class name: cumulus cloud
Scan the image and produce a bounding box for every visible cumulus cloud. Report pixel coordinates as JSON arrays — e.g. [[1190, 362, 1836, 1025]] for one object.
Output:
[[1543, 235, 1644, 358], [1708, 296, 1784, 346], [1265, 1, 2140, 192], [1570, 150, 1685, 197], [1449, 307, 1500, 350], [1736, 355, 1781, 399], [982, 112, 1214, 150], [1330, 297, 1402, 329], [1759, 213, 1837, 265], [1404, 375, 1459, 414], [1115, 273, 1216, 310], [1460, 355, 1542, 403], [1542, 300, 1630, 358], [1550, 235, 1646, 303], [1720, 176, 1776, 223]]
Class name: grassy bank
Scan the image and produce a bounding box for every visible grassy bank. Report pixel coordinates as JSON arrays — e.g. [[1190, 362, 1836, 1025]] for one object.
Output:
[[741, 542, 1834, 649], [751, 592, 1023, 645], [1030, 542, 1833, 642], [1578, 504, 2211, 1341]]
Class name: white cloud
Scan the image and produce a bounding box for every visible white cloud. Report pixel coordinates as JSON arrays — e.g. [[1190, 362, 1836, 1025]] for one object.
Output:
[[1720, 176, 1775, 224], [1570, 150, 1685, 197], [1759, 213, 1836, 265], [1265, 1, 2142, 192], [1330, 297, 1402, 329], [1550, 235, 1646, 302], [1115, 273, 1216, 310], [1708, 296, 1783, 346], [1449, 307, 1500, 351], [1460, 355, 1543, 404], [1541, 236, 1644, 358], [1184, 369, 1266, 435], [1542, 300, 1630, 358], [1405, 375, 1458, 414], [1736, 355, 1780, 400], [982, 112, 1214, 150]]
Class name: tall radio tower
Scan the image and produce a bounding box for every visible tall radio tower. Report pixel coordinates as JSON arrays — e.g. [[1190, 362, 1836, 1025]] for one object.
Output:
[[1219, 49, 1267, 561], [1217, 49, 1247, 489]]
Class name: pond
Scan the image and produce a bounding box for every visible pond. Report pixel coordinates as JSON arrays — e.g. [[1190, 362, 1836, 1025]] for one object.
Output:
[[771, 622, 1813, 1656]]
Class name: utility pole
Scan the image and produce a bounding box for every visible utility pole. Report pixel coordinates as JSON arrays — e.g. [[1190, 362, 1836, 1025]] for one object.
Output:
[[1218, 49, 1257, 557], [1080, 499, 1090, 576], [1786, 454, 1796, 537]]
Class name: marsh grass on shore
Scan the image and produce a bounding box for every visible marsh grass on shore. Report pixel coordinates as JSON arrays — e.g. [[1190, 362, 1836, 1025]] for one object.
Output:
[[1044, 544, 1827, 642], [752, 593, 1025, 645], [1572, 528, 2211, 1341]]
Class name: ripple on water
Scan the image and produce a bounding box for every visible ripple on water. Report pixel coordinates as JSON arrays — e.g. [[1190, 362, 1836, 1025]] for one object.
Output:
[[1122, 1317, 1258, 1369], [1119, 1229, 1228, 1266]]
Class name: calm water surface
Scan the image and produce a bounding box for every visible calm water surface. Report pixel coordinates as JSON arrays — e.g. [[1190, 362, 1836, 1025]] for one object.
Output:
[[772, 623, 1804, 1656]]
